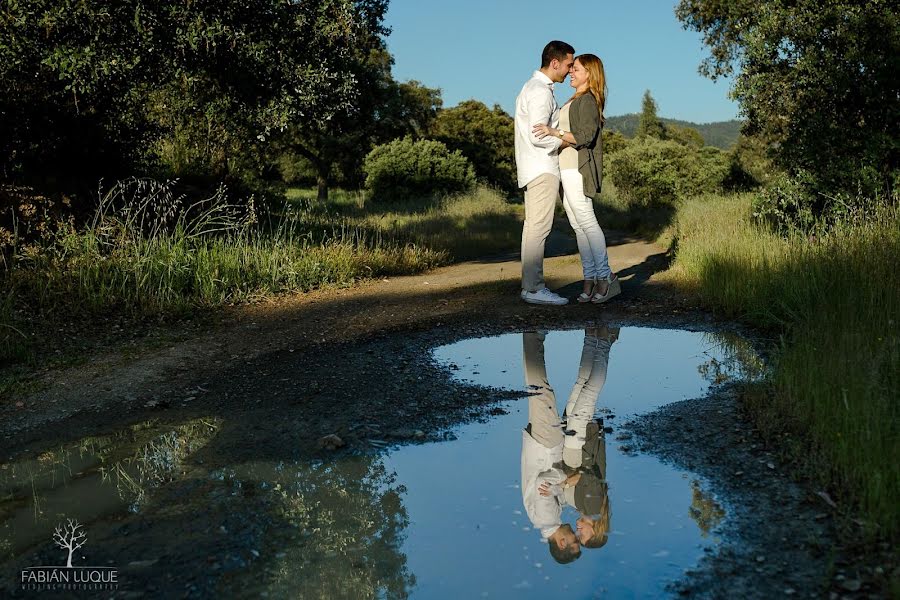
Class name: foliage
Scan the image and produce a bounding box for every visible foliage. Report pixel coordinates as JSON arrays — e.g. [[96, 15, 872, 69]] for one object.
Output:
[[430, 100, 517, 193], [676, 0, 899, 204], [723, 134, 776, 191], [601, 130, 628, 155], [276, 35, 443, 200], [363, 138, 475, 203], [636, 90, 666, 139], [667, 124, 705, 148], [606, 137, 729, 205], [0, 0, 386, 198], [668, 193, 900, 541]]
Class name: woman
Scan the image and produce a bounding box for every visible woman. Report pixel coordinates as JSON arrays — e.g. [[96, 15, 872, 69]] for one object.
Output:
[[534, 54, 619, 303]]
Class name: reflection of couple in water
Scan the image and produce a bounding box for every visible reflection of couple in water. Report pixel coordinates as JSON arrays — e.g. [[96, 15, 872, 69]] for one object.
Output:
[[520, 327, 617, 564]]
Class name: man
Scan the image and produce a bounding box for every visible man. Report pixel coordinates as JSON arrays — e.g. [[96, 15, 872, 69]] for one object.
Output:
[[521, 331, 581, 563], [514, 41, 575, 305]]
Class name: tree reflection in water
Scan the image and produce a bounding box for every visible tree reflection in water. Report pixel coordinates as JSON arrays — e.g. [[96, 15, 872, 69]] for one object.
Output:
[[689, 480, 726, 537], [0, 419, 415, 598], [697, 332, 767, 385], [219, 456, 414, 599]]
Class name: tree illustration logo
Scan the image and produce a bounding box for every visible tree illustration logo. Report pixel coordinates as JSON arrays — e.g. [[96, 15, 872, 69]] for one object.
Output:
[[20, 519, 119, 591], [53, 519, 87, 567]]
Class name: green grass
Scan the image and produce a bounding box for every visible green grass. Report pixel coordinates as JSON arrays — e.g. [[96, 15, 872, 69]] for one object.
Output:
[[1, 183, 523, 367], [667, 193, 900, 541], [591, 180, 678, 243], [286, 185, 524, 260]]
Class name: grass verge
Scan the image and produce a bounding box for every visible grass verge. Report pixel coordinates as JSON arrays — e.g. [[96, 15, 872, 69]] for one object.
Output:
[[1, 182, 523, 369], [666, 193, 899, 543]]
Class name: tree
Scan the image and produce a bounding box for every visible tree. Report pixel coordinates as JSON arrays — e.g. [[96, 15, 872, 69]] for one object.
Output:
[[430, 100, 517, 193], [53, 519, 86, 568], [278, 0, 443, 202], [676, 0, 899, 199], [0, 0, 379, 198], [636, 91, 666, 139]]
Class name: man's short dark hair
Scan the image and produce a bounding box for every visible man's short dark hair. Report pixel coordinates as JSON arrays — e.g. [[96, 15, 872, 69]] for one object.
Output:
[[541, 41, 575, 68], [548, 525, 582, 564]]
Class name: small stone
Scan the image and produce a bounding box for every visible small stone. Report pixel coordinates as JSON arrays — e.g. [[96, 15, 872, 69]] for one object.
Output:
[[784, 588, 796, 595], [756, 555, 765, 563], [128, 559, 158, 568], [15, 401, 24, 408], [840, 579, 861, 592], [767, 462, 775, 470], [414, 430, 425, 439], [317, 434, 345, 450]]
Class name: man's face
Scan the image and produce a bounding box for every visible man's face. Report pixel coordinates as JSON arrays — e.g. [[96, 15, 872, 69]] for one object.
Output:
[[551, 53, 575, 83], [555, 526, 580, 552]]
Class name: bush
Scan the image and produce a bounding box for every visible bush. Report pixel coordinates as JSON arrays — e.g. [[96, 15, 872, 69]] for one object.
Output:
[[606, 137, 729, 205], [363, 137, 475, 203]]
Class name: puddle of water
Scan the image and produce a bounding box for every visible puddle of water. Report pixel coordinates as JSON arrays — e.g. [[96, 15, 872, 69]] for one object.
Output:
[[381, 327, 754, 598], [0, 327, 758, 598]]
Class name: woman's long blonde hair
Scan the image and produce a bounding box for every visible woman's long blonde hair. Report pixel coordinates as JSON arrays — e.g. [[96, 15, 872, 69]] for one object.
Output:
[[571, 54, 607, 125]]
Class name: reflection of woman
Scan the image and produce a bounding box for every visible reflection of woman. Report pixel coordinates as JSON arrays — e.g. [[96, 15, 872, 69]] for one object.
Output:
[[534, 54, 620, 303]]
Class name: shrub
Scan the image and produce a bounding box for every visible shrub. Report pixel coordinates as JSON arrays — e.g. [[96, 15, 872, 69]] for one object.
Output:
[[606, 137, 729, 205], [363, 137, 475, 203]]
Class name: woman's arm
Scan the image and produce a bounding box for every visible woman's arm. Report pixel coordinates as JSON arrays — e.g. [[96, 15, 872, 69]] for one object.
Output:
[[569, 95, 601, 150]]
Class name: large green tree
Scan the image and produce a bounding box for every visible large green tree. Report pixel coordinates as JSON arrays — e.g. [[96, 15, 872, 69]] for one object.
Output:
[[280, 39, 443, 201], [0, 0, 382, 196], [430, 100, 516, 193], [676, 0, 899, 198]]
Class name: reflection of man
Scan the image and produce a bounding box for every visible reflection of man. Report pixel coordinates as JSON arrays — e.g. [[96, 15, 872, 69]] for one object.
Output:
[[520, 331, 581, 563], [514, 41, 575, 306]]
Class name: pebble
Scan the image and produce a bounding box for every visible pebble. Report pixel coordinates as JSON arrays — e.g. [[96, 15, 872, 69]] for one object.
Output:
[[317, 434, 345, 450], [840, 579, 861, 592]]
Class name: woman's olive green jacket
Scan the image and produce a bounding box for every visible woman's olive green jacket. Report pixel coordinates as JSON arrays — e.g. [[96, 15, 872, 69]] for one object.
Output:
[[568, 93, 604, 200]]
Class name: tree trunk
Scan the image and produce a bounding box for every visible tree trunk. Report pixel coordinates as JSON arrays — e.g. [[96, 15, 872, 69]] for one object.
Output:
[[316, 173, 329, 202]]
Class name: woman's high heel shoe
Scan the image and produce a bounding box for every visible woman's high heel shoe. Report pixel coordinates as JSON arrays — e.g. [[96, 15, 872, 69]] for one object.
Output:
[[576, 279, 596, 303], [591, 273, 621, 304]]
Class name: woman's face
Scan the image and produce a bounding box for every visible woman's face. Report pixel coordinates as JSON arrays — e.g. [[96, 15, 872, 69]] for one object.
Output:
[[569, 59, 589, 90]]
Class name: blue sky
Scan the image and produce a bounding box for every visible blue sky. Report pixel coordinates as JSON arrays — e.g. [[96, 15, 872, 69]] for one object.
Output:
[[383, 0, 740, 124]]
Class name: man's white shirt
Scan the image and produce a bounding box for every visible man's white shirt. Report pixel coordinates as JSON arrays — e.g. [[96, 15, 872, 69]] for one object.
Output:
[[521, 430, 566, 541], [514, 70, 562, 189]]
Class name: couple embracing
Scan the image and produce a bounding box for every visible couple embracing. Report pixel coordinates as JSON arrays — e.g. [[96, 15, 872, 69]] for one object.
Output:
[[515, 40, 621, 306]]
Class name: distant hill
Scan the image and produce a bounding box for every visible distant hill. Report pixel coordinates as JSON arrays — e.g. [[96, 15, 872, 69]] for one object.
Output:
[[605, 114, 743, 149]]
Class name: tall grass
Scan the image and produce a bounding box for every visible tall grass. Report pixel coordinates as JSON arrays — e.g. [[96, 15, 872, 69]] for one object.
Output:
[[1, 179, 446, 334], [668, 193, 900, 540], [1, 181, 524, 366]]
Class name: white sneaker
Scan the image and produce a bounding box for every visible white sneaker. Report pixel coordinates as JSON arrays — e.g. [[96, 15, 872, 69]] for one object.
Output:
[[522, 287, 569, 306]]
